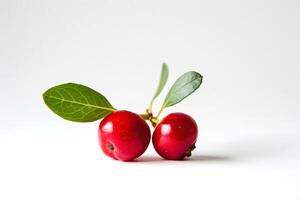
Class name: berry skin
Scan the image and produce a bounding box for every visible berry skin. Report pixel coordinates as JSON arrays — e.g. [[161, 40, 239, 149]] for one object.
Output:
[[152, 113, 198, 160], [98, 110, 151, 161]]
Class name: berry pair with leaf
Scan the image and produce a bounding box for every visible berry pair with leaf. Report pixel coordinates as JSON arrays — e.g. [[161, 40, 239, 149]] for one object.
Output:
[[43, 63, 203, 161]]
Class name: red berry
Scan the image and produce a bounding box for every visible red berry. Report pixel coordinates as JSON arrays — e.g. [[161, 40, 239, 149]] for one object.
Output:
[[152, 113, 198, 160], [98, 110, 151, 161]]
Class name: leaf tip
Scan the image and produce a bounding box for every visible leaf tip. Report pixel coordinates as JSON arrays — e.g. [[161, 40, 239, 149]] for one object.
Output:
[[162, 62, 169, 71], [42, 89, 49, 101], [188, 71, 203, 82]]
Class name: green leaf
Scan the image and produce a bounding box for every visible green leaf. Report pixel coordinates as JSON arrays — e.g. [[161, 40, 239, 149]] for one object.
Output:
[[162, 71, 203, 108], [43, 83, 116, 122], [149, 63, 169, 110], [152, 63, 169, 100]]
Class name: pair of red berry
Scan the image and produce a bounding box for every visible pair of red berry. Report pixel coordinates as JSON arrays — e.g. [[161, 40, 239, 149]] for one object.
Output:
[[99, 110, 198, 161], [98, 64, 202, 161], [43, 63, 203, 162]]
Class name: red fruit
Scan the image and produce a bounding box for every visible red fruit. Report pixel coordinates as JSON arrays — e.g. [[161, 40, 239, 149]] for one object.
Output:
[[98, 110, 151, 161], [152, 113, 198, 160]]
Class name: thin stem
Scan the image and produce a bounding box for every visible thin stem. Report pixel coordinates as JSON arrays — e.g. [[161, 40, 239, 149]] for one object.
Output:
[[148, 117, 159, 128], [156, 106, 164, 119], [151, 117, 159, 125], [140, 113, 150, 120], [140, 111, 160, 128], [148, 104, 152, 114]]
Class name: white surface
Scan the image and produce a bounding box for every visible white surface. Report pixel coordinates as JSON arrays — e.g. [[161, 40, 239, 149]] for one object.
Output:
[[0, 0, 299, 199]]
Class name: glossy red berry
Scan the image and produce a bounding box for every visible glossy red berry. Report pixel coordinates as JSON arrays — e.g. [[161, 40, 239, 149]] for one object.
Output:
[[152, 113, 198, 160], [98, 110, 151, 161]]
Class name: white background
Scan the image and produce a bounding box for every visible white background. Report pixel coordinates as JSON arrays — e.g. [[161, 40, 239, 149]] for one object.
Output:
[[0, 0, 299, 199]]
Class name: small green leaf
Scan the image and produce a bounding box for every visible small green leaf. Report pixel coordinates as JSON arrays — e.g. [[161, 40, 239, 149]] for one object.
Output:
[[148, 63, 169, 111], [43, 83, 116, 122], [162, 71, 203, 108], [152, 63, 169, 100]]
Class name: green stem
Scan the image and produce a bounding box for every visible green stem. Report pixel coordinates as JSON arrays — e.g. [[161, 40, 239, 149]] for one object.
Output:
[[140, 112, 160, 128], [156, 106, 164, 119]]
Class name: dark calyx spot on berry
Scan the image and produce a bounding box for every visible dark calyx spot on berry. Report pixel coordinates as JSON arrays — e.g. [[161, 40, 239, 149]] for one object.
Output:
[[185, 144, 196, 158], [107, 143, 114, 151]]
